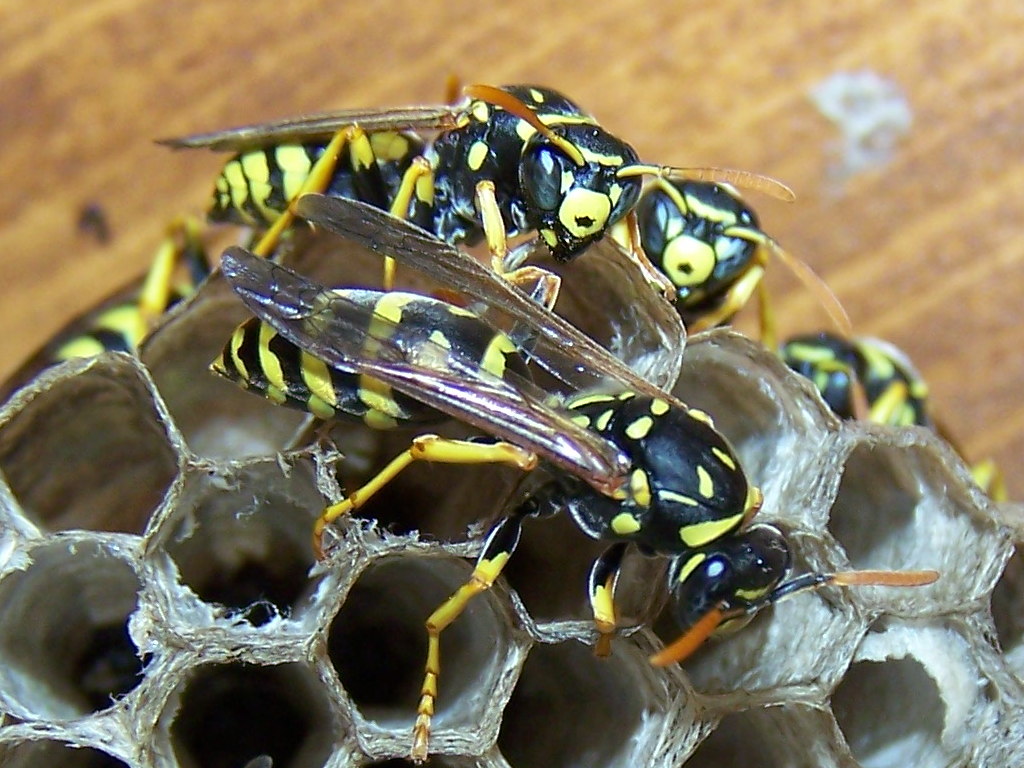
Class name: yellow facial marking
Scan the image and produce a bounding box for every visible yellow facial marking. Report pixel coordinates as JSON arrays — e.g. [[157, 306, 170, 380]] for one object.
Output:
[[679, 513, 744, 548], [540, 228, 558, 247], [650, 398, 670, 416], [685, 190, 737, 225], [274, 145, 314, 202], [696, 465, 715, 499], [559, 188, 611, 238], [734, 586, 770, 601], [675, 553, 707, 585], [712, 446, 736, 471], [467, 140, 489, 172], [608, 183, 622, 207], [662, 237, 716, 289], [630, 469, 652, 507], [687, 408, 715, 427], [625, 416, 654, 440], [610, 512, 641, 535]]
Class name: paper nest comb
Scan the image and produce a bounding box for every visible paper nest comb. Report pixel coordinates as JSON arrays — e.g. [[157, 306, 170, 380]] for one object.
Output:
[[0, 231, 1022, 768]]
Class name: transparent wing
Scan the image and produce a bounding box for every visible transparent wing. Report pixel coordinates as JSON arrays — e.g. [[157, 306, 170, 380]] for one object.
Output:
[[220, 248, 631, 495], [295, 194, 686, 407], [159, 104, 460, 152]]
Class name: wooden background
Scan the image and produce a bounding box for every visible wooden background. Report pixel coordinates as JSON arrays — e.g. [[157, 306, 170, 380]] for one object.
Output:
[[1, 0, 1021, 496]]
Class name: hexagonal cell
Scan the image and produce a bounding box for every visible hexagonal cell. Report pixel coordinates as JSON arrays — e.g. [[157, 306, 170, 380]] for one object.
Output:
[[142, 284, 311, 460], [831, 621, 979, 768], [166, 662, 333, 768], [0, 355, 179, 534], [497, 639, 673, 768], [0, 740, 129, 768], [362, 758, 481, 768], [149, 458, 323, 626], [992, 543, 1024, 678], [501, 512, 666, 627], [0, 539, 145, 719], [328, 553, 517, 754], [671, 331, 833, 493], [685, 703, 842, 768], [828, 438, 1006, 610]]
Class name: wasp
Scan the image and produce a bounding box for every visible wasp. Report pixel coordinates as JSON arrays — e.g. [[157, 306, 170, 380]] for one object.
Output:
[[2, 218, 211, 400], [611, 178, 852, 341], [781, 331, 1006, 500], [216, 195, 937, 764], [163, 84, 795, 311]]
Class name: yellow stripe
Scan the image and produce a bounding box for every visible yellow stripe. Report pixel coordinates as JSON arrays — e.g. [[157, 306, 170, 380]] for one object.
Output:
[[300, 351, 338, 419], [240, 151, 274, 219], [570, 393, 617, 408], [687, 407, 715, 427], [679, 514, 743, 548], [258, 323, 286, 392], [274, 145, 314, 203], [659, 490, 699, 506], [359, 373, 401, 418], [223, 159, 250, 212], [594, 409, 614, 431], [481, 334, 517, 378], [712, 447, 736, 471], [228, 325, 249, 379]]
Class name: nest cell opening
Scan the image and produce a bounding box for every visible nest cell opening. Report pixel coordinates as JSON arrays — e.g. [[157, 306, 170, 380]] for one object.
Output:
[[329, 555, 511, 734], [169, 662, 333, 768], [160, 463, 321, 625], [142, 294, 310, 459], [829, 441, 996, 608], [0, 540, 145, 718], [990, 543, 1024, 678], [831, 656, 950, 768], [498, 639, 666, 768], [0, 359, 178, 534], [0, 740, 130, 768], [685, 704, 839, 768]]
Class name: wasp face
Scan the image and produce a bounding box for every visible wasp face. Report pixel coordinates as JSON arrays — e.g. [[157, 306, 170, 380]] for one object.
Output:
[[520, 125, 642, 262], [668, 524, 790, 635]]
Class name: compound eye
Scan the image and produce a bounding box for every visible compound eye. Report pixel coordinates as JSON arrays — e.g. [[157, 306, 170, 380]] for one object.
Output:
[[521, 143, 567, 214]]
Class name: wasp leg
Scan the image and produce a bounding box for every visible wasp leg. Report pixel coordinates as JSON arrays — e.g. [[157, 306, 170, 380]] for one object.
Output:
[[617, 209, 678, 301], [588, 542, 628, 657], [688, 264, 766, 335], [252, 125, 378, 258], [314, 435, 537, 556], [136, 216, 209, 334], [412, 508, 526, 763], [865, 380, 911, 425], [475, 180, 563, 311], [382, 156, 435, 289]]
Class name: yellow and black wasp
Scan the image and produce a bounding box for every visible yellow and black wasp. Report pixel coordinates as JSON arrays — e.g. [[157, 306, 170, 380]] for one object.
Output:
[[1, 218, 211, 400], [613, 177, 852, 341], [780, 331, 1007, 501], [163, 84, 794, 310], [215, 195, 937, 764]]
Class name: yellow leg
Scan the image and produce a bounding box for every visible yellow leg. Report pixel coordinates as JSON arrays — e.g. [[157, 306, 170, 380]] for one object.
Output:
[[383, 156, 435, 289], [313, 435, 537, 557], [867, 381, 910, 425], [971, 459, 1008, 502], [589, 543, 627, 658], [411, 514, 521, 763], [137, 216, 207, 327], [618, 209, 678, 301], [687, 264, 766, 334], [252, 126, 365, 257]]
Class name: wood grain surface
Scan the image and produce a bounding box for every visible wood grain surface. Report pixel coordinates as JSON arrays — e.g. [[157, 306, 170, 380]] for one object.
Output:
[[1, 0, 1021, 496]]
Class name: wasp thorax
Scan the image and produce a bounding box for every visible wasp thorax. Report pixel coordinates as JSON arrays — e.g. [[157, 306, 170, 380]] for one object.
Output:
[[669, 524, 791, 632]]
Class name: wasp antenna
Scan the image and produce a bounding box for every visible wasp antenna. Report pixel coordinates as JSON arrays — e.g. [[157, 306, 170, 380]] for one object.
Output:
[[618, 164, 796, 203], [765, 240, 854, 339], [464, 84, 586, 166], [649, 606, 726, 667], [829, 569, 939, 587]]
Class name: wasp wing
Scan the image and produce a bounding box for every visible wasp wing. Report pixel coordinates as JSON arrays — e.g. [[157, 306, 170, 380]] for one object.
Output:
[[159, 105, 460, 152], [296, 194, 686, 407], [220, 248, 631, 495]]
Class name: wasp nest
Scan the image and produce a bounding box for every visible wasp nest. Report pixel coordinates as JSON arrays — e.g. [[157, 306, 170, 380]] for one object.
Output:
[[0, 232, 1022, 768]]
